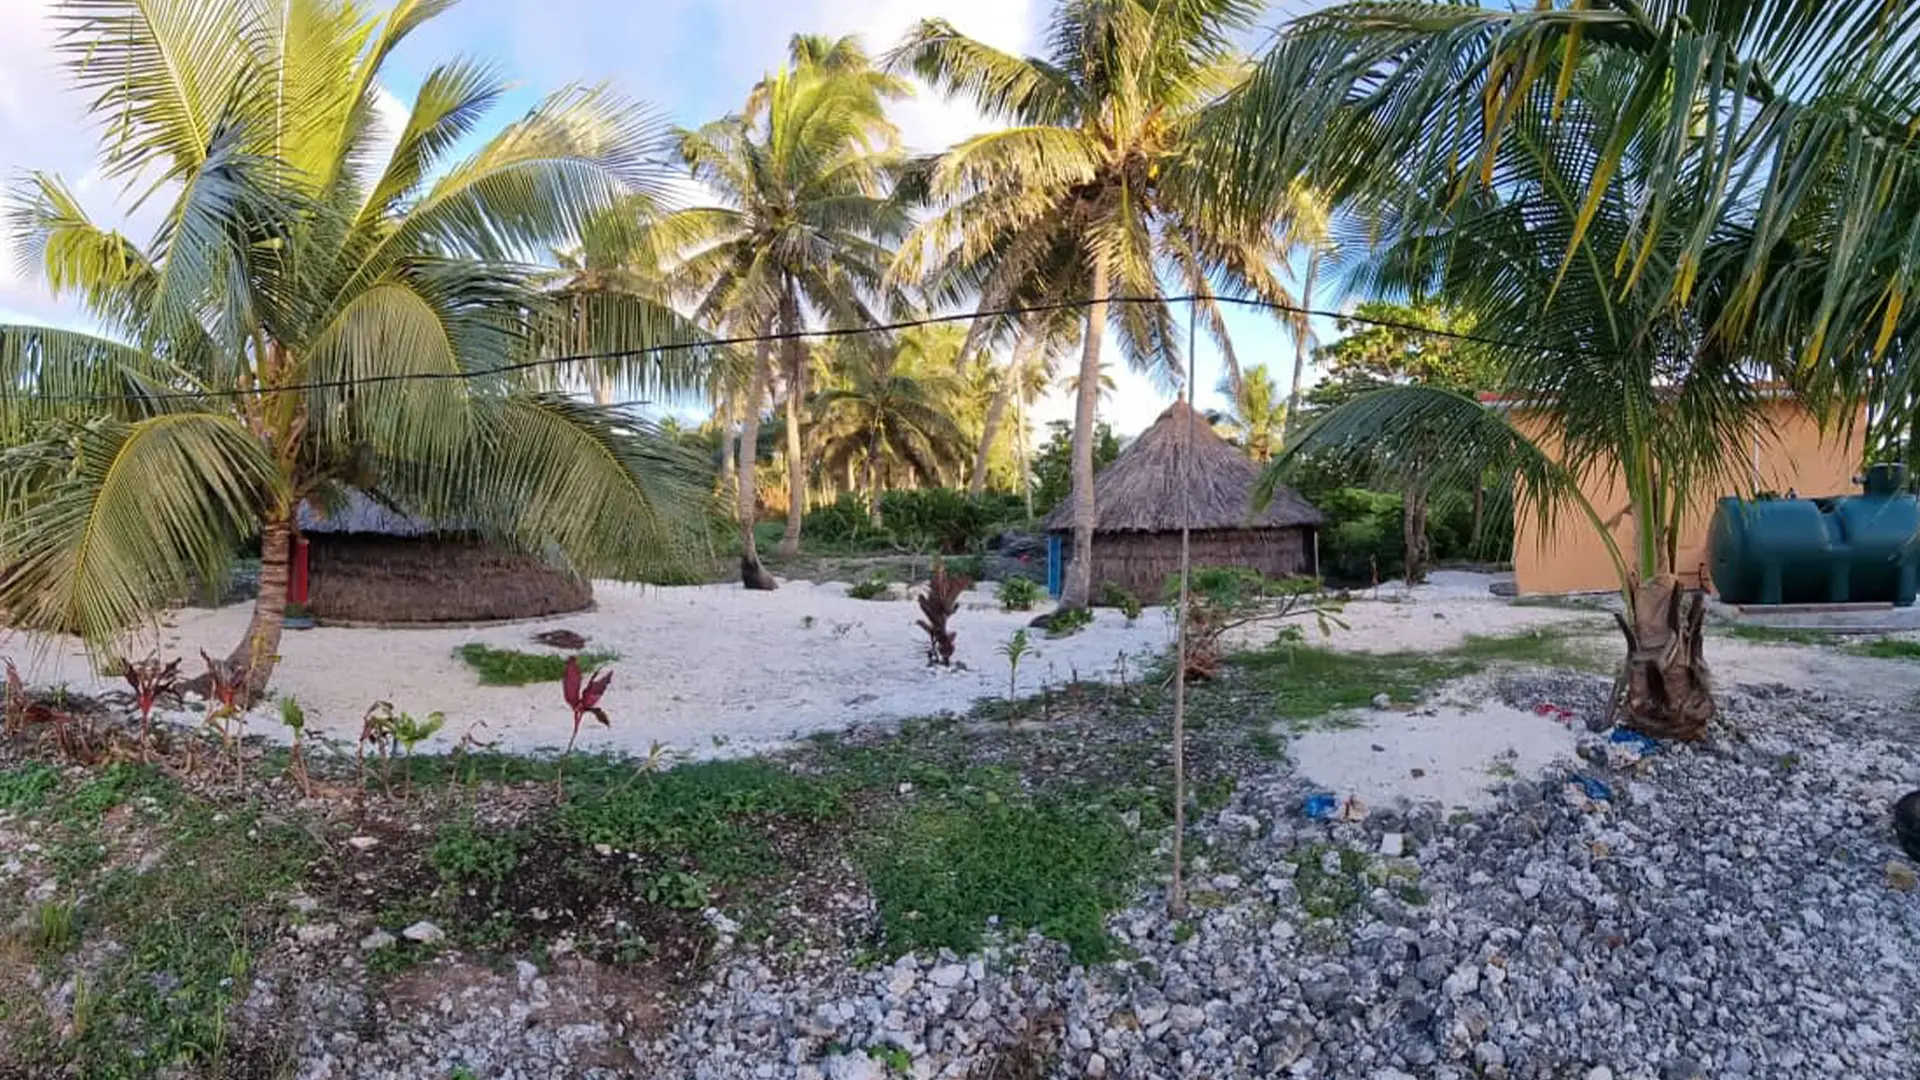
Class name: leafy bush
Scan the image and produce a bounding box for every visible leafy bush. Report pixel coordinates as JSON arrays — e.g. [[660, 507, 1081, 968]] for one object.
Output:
[[1099, 582, 1142, 622], [457, 643, 618, 686], [997, 576, 1041, 612], [1032, 420, 1120, 516], [880, 488, 1024, 553], [1044, 606, 1094, 638], [1311, 487, 1406, 585], [848, 576, 893, 601], [804, 489, 1025, 554], [804, 493, 891, 547]]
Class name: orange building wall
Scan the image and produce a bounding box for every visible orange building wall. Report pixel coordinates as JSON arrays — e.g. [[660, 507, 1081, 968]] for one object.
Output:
[[1510, 399, 1867, 595]]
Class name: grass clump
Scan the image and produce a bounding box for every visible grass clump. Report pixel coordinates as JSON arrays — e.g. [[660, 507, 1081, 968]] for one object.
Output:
[[1290, 844, 1370, 919], [457, 643, 617, 686], [847, 576, 893, 601], [860, 784, 1141, 961], [1234, 629, 1598, 719], [1721, 623, 1830, 646], [0, 763, 61, 812], [1852, 638, 1920, 660], [559, 758, 843, 883]]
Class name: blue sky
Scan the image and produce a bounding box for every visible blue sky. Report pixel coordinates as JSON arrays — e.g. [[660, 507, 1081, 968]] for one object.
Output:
[[0, 0, 1344, 435]]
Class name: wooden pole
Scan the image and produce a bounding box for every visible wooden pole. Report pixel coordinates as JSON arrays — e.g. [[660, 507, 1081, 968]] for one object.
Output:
[[1169, 298, 1198, 920]]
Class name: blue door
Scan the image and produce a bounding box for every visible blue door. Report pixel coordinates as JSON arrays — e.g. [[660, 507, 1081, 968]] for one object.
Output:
[[1046, 534, 1064, 598]]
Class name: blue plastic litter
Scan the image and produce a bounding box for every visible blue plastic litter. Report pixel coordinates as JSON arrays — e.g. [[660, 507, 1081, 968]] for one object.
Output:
[[1608, 728, 1659, 754], [1303, 793, 1339, 819], [1569, 773, 1613, 801]]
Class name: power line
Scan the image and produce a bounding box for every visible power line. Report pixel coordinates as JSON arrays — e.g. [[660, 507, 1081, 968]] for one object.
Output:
[[0, 293, 1588, 408]]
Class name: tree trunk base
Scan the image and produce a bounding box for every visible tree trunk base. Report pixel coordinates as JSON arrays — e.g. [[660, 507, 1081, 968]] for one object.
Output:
[[1613, 574, 1714, 740], [741, 556, 778, 591]]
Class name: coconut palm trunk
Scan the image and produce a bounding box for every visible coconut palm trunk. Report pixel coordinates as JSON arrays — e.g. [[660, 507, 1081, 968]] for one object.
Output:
[[739, 338, 778, 589], [1061, 260, 1109, 609], [970, 335, 1034, 494], [1284, 247, 1319, 439], [228, 515, 292, 698], [777, 283, 807, 556], [1401, 479, 1431, 585], [1618, 573, 1712, 739]]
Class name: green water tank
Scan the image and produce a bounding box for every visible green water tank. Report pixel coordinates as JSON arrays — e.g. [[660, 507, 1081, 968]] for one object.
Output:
[[1708, 464, 1920, 606]]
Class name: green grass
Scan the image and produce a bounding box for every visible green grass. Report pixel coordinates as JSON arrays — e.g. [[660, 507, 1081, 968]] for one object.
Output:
[[5, 766, 317, 1078], [456, 643, 618, 686], [1720, 623, 1832, 645], [859, 781, 1142, 962], [1718, 624, 1920, 660], [1231, 628, 1599, 720], [0, 762, 61, 811], [1852, 638, 1920, 660], [558, 758, 844, 883], [1289, 844, 1371, 919]]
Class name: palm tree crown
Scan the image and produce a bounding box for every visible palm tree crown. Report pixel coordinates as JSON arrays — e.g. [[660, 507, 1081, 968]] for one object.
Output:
[[890, 0, 1312, 607], [0, 0, 711, 692], [659, 33, 910, 562]]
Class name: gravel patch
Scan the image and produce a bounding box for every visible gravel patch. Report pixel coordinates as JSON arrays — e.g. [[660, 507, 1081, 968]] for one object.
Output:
[[263, 674, 1920, 1079]]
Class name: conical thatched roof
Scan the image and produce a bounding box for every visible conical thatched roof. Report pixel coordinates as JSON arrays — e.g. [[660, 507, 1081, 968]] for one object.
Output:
[[1041, 400, 1324, 533]]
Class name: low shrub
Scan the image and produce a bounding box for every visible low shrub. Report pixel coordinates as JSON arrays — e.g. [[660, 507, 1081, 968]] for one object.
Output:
[[457, 643, 617, 686], [1044, 606, 1094, 638], [848, 576, 893, 601], [997, 576, 1041, 612], [1099, 582, 1142, 622]]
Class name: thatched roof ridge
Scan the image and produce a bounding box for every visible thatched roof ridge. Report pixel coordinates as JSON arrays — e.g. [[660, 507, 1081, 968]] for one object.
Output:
[[1041, 399, 1324, 533], [297, 489, 437, 537]]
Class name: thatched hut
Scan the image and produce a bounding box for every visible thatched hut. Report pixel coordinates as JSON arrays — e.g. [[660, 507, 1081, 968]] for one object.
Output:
[[1040, 400, 1325, 598], [295, 491, 592, 625]]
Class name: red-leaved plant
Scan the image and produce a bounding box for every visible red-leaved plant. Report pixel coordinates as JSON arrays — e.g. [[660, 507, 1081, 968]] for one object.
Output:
[[558, 655, 612, 795], [120, 656, 181, 761]]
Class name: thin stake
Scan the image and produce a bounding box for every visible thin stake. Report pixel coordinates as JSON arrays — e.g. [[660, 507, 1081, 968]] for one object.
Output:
[[1168, 298, 1198, 920]]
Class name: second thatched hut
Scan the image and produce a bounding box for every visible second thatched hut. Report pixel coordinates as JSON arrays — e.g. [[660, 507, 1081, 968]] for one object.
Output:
[[295, 490, 593, 625], [1040, 400, 1325, 599]]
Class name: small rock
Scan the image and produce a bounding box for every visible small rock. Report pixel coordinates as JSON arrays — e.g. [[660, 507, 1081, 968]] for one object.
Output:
[[295, 923, 339, 945], [1887, 860, 1918, 892], [358, 930, 396, 952], [927, 963, 968, 989], [822, 1052, 884, 1080], [401, 921, 445, 945], [1515, 876, 1543, 900], [1371, 692, 1393, 710], [1379, 832, 1406, 857], [344, 836, 378, 851], [1086, 1053, 1107, 1078]]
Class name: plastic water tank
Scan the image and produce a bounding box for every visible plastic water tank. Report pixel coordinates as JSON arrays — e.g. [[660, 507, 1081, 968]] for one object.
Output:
[[1708, 464, 1920, 606]]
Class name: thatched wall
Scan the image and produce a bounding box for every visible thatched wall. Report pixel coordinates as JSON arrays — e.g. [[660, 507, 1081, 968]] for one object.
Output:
[[1081, 528, 1313, 600], [306, 536, 592, 625]]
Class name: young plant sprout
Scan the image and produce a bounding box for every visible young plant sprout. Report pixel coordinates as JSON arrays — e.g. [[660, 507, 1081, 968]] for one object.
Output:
[[119, 656, 181, 762], [559, 655, 613, 795], [998, 629, 1033, 702], [279, 696, 311, 797]]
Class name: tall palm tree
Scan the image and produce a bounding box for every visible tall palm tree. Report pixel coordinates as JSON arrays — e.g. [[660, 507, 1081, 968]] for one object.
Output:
[[812, 329, 969, 506], [889, 0, 1313, 609], [657, 35, 909, 579], [1215, 363, 1288, 462], [1238, 1, 1920, 737], [0, 0, 711, 696]]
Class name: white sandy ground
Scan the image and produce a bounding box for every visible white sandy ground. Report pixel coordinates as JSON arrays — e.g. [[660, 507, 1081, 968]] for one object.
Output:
[[7, 569, 1918, 811], [1, 579, 1171, 758], [1286, 701, 1584, 812]]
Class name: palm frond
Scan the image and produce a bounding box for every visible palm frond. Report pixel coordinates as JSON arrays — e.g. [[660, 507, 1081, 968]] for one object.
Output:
[[0, 412, 282, 645]]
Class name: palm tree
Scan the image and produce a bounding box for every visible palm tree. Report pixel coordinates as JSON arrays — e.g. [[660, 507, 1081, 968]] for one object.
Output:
[[1215, 364, 1288, 462], [1237, 1, 1920, 737], [658, 35, 909, 578], [0, 0, 711, 696], [889, 0, 1314, 609], [812, 329, 969, 507]]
